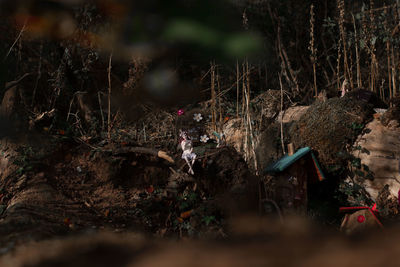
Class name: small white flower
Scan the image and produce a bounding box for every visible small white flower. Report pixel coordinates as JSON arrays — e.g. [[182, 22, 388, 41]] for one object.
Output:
[[200, 135, 209, 143], [193, 113, 203, 122], [76, 166, 82, 173]]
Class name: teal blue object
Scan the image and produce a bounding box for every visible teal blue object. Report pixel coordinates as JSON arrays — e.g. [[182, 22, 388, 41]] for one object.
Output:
[[264, 147, 312, 174], [212, 131, 222, 139]]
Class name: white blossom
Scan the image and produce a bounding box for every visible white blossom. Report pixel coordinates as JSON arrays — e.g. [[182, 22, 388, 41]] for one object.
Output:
[[193, 113, 203, 122], [200, 135, 209, 143]]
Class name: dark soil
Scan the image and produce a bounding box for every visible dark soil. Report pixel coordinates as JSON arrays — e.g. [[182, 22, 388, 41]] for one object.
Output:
[[0, 135, 257, 254]]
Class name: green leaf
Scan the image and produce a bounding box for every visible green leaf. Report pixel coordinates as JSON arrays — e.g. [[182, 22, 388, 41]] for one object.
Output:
[[224, 33, 262, 58], [360, 39, 365, 49], [163, 19, 219, 47], [351, 158, 361, 168], [202, 215, 216, 226], [187, 192, 197, 202]]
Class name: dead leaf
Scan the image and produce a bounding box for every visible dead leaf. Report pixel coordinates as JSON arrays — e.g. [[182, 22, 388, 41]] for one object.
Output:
[[63, 218, 71, 226], [147, 185, 154, 194], [104, 209, 110, 217], [177, 217, 184, 223], [180, 210, 193, 219]]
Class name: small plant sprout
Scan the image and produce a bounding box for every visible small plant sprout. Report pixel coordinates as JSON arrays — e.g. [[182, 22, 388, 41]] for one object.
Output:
[[177, 109, 184, 116], [200, 135, 209, 143], [193, 113, 203, 122]]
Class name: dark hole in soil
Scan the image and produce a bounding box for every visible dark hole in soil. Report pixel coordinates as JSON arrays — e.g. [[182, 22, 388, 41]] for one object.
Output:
[[113, 154, 170, 189]]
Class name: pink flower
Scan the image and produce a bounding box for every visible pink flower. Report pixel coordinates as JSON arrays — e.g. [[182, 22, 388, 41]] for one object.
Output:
[[177, 109, 184, 116]]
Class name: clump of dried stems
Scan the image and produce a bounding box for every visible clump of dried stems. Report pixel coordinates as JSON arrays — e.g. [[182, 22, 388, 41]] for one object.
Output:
[[309, 4, 318, 97]]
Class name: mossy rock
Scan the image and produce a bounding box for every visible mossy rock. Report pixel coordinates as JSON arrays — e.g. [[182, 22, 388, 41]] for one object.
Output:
[[289, 96, 375, 169]]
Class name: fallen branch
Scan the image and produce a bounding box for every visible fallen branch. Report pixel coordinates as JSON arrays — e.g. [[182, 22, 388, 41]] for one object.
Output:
[[28, 109, 56, 129], [113, 147, 175, 164], [157, 150, 175, 163], [4, 73, 32, 91]]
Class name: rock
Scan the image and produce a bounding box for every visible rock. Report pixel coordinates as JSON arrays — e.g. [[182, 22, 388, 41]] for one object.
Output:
[[222, 105, 308, 171], [290, 96, 374, 167], [277, 106, 310, 124], [221, 118, 244, 154], [352, 118, 400, 200]]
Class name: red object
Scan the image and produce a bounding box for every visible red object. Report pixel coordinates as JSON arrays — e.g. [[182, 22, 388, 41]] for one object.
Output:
[[371, 203, 377, 211], [398, 189, 400, 206], [63, 218, 71, 226], [357, 215, 365, 223], [177, 109, 184, 116], [146, 185, 154, 194], [339, 203, 384, 228]]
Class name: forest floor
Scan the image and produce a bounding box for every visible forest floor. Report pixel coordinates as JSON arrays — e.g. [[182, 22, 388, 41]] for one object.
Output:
[[0, 92, 399, 266]]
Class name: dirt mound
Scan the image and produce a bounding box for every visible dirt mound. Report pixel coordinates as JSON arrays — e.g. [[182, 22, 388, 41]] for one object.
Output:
[[194, 146, 258, 210], [289, 95, 375, 168], [0, 134, 257, 251]]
